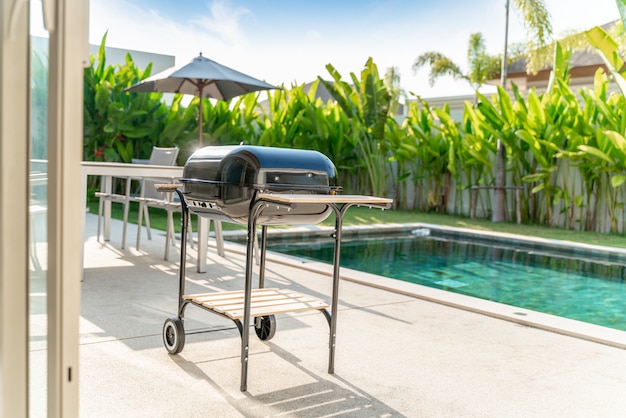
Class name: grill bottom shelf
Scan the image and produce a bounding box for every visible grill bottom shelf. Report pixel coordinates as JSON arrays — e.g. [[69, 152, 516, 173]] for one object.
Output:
[[184, 288, 329, 320]]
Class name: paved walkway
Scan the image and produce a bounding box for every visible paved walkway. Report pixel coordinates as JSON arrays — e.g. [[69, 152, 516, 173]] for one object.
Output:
[[76, 214, 626, 417]]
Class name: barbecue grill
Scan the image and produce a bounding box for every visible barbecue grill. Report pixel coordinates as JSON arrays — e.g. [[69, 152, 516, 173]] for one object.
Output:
[[159, 144, 393, 392], [180, 145, 340, 224]]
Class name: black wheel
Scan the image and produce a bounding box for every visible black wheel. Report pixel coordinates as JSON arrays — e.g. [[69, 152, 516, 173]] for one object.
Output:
[[163, 317, 185, 354], [254, 315, 276, 341]]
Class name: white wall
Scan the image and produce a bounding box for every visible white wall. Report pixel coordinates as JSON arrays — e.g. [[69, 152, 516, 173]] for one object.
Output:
[[32, 36, 175, 74]]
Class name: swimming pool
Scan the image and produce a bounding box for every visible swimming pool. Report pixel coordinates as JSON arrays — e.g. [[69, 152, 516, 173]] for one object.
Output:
[[266, 230, 626, 332]]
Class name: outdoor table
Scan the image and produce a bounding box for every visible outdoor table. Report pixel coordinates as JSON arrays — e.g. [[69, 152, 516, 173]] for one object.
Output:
[[80, 162, 218, 273]]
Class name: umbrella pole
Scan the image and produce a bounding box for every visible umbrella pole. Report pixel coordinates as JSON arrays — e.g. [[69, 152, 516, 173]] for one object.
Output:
[[198, 84, 203, 148]]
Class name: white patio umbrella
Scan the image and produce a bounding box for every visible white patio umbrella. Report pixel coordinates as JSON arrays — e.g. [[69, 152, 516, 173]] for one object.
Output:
[[126, 53, 277, 147]]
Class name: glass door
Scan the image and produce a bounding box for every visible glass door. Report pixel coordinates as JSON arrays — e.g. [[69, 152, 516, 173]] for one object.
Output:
[[30, 2, 50, 416]]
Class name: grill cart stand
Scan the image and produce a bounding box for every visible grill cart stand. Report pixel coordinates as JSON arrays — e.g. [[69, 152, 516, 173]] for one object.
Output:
[[160, 185, 392, 391]]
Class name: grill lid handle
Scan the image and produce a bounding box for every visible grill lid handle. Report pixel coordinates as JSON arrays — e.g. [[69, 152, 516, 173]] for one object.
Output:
[[155, 183, 182, 192]]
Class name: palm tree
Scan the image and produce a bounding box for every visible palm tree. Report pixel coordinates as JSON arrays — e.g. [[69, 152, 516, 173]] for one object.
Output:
[[500, 0, 553, 87], [493, 0, 552, 222], [412, 32, 500, 93]]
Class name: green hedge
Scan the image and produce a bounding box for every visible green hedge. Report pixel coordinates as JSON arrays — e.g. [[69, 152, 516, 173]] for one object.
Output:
[[84, 27, 626, 233]]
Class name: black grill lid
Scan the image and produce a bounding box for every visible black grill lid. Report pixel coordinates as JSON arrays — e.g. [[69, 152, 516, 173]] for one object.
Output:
[[180, 145, 339, 225], [182, 145, 338, 190]]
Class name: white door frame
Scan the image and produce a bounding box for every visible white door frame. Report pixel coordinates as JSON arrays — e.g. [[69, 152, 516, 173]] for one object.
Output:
[[0, 0, 30, 416], [46, 0, 89, 417]]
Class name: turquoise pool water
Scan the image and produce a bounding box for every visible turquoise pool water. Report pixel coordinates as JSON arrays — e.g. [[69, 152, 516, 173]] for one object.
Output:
[[267, 231, 626, 331]]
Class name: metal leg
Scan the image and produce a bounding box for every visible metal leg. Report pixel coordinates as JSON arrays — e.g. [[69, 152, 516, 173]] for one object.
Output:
[[327, 203, 353, 374], [164, 209, 177, 261], [136, 200, 144, 249], [253, 229, 260, 266], [144, 204, 152, 240], [240, 201, 268, 392], [240, 218, 255, 392], [102, 175, 112, 241], [237, 198, 366, 389], [97, 192, 103, 242], [214, 220, 225, 257], [121, 177, 131, 249], [259, 225, 267, 288], [174, 189, 189, 319], [197, 217, 208, 273], [328, 209, 341, 374], [187, 213, 195, 250]]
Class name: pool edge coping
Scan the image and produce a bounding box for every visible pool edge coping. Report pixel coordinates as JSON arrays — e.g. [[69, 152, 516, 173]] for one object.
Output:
[[223, 222, 626, 258]]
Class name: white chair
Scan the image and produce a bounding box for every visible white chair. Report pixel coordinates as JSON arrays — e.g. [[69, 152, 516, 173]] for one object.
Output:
[[95, 174, 133, 248], [132, 147, 192, 260], [96, 146, 179, 250], [135, 184, 193, 261], [132, 146, 180, 245]]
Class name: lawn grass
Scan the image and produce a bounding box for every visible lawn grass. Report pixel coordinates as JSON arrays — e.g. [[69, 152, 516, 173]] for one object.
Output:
[[87, 200, 626, 249]]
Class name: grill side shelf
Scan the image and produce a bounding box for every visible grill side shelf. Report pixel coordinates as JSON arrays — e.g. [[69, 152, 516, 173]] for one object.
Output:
[[256, 193, 393, 209], [184, 288, 329, 320]]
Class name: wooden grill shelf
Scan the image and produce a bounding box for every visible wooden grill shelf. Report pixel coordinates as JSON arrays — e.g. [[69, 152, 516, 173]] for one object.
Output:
[[184, 288, 329, 320]]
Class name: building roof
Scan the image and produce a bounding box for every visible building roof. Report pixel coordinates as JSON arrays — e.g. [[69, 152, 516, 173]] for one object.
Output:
[[487, 21, 617, 90], [498, 49, 604, 78]]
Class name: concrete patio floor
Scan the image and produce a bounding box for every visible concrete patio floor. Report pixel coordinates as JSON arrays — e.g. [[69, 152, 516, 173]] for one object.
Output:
[[75, 213, 626, 417]]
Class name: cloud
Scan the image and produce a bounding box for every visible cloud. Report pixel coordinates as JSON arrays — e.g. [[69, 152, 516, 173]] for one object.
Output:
[[89, 0, 254, 69], [189, 0, 252, 46]]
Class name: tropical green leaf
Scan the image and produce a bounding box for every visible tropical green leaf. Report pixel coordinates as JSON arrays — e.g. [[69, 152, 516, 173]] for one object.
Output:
[[497, 85, 514, 122], [523, 172, 545, 182], [611, 174, 626, 188], [604, 130, 626, 152], [574, 195, 584, 207], [577, 145, 613, 165], [585, 26, 626, 96], [531, 183, 545, 193]]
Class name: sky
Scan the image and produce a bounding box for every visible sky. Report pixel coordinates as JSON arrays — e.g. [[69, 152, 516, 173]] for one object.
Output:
[[35, 0, 623, 99]]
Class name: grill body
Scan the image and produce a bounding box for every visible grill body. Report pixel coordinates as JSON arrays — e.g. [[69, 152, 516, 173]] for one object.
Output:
[[181, 145, 339, 225]]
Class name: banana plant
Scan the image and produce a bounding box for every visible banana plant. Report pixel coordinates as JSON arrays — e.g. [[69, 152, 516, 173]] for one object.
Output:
[[467, 87, 528, 219], [585, 25, 626, 96], [519, 42, 588, 226], [319, 58, 395, 196], [518, 89, 570, 225], [149, 94, 200, 161], [432, 105, 463, 213], [559, 70, 611, 230], [602, 130, 626, 231], [403, 98, 449, 211], [461, 101, 497, 217], [564, 123, 626, 232], [84, 33, 169, 162], [386, 116, 415, 208], [571, 62, 626, 231], [230, 89, 271, 147]]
